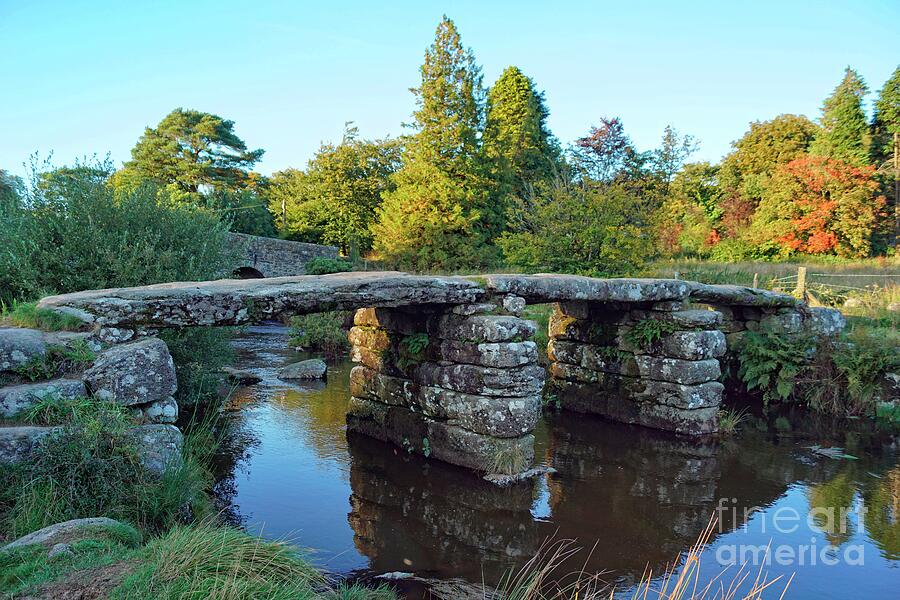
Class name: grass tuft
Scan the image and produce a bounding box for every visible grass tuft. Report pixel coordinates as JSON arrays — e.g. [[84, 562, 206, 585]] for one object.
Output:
[[0, 300, 88, 332]]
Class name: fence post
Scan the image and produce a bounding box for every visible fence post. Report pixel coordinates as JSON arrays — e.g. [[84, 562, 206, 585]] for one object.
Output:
[[752, 273, 759, 288], [796, 267, 807, 302]]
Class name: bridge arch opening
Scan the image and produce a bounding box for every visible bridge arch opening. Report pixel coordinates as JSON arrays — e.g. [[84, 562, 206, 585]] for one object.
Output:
[[234, 266, 265, 279]]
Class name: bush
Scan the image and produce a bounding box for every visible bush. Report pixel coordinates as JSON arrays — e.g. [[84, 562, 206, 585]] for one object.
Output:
[[0, 158, 236, 306], [304, 257, 353, 275], [289, 312, 351, 358]]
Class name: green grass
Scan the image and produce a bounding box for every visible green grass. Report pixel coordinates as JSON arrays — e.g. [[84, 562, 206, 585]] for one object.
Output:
[[289, 311, 351, 358], [0, 300, 87, 331], [523, 304, 552, 364], [12, 339, 96, 382]]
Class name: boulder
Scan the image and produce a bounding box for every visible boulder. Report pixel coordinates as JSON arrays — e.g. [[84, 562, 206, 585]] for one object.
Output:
[[2, 517, 129, 552], [0, 328, 46, 373], [83, 338, 176, 406], [130, 397, 178, 424], [808, 307, 846, 336], [416, 362, 545, 397], [0, 379, 87, 419], [0, 426, 56, 464], [127, 424, 183, 476], [222, 367, 262, 385], [624, 330, 728, 361], [279, 358, 327, 380]]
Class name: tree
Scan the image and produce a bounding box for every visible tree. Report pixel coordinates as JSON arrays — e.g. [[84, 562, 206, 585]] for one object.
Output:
[[372, 16, 495, 270], [268, 128, 401, 254], [654, 162, 722, 255], [871, 66, 900, 240], [482, 66, 559, 197], [498, 179, 653, 276], [749, 156, 885, 258], [206, 188, 277, 237], [123, 108, 263, 194], [809, 68, 870, 166], [0, 169, 22, 212], [652, 125, 697, 198], [572, 117, 633, 183]]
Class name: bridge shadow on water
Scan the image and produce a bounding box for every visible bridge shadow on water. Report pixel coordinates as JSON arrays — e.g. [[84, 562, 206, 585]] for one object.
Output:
[[213, 326, 899, 597]]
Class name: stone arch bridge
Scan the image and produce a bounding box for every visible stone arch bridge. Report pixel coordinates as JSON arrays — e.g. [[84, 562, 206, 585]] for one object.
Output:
[[37, 272, 843, 479]]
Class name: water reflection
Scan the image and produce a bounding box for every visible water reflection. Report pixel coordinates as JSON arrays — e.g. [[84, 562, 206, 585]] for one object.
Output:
[[215, 326, 900, 597]]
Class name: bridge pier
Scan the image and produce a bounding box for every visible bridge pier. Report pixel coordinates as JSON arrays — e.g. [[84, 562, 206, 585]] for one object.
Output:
[[347, 300, 543, 478], [548, 301, 727, 435]]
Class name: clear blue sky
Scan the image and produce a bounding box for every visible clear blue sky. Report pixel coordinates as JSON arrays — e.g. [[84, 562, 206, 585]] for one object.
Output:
[[1, 0, 897, 178]]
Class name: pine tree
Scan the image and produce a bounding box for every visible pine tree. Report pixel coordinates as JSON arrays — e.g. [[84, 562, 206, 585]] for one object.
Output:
[[872, 66, 900, 163], [809, 68, 870, 165], [372, 16, 495, 270], [482, 66, 559, 198]]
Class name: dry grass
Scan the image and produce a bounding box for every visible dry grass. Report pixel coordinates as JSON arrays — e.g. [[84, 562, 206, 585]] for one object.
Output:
[[494, 516, 792, 600]]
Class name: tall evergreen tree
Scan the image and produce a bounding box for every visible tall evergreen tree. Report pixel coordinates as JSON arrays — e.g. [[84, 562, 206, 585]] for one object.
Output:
[[810, 68, 870, 165], [482, 66, 559, 198], [871, 66, 900, 239], [372, 16, 494, 270]]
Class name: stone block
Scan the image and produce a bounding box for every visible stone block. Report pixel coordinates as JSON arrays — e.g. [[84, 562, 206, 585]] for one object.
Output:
[[633, 380, 723, 410], [499, 295, 526, 316], [130, 396, 179, 424], [0, 379, 87, 419], [428, 314, 536, 343], [0, 426, 56, 464], [83, 338, 176, 406], [127, 424, 183, 477], [346, 397, 535, 474], [548, 312, 618, 344], [419, 387, 541, 438], [808, 307, 846, 336], [439, 340, 537, 368], [581, 345, 640, 376], [450, 303, 497, 316], [348, 326, 393, 351], [630, 309, 723, 329], [416, 362, 545, 397], [0, 328, 46, 373], [349, 366, 416, 407], [547, 339, 583, 365], [626, 330, 727, 361], [634, 356, 721, 385]]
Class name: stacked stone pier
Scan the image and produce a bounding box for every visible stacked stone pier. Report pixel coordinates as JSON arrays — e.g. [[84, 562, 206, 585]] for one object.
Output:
[[347, 299, 543, 477], [547, 301, 727, 435]]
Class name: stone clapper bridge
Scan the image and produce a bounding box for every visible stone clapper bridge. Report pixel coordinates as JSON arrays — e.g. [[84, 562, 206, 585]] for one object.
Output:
[[37, 272, 844, 481]]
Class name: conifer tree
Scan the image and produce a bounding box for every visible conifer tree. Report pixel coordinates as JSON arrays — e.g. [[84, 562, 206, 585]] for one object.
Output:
[[482, 66, 559, 198], [372, 16, 494, 270], [810, 68, 870, 165], [871, 66, 900, 239]]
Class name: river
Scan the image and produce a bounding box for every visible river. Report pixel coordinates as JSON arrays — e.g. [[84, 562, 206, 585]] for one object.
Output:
[[212, 325, 899, 598]]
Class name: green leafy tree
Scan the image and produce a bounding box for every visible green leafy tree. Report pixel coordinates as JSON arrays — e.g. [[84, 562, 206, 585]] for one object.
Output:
[[123, 108, 264, 194], [655, 162, 723, 255], [653, 125, 697, 198], [269, 128, 401, 254], [206, 188, 277, 237], [0, 169, 23, 211], [809, 68, 870, 166], [498, 180, 653, 276], [372, 16, 496, 270], [483, 66, 560, 198]]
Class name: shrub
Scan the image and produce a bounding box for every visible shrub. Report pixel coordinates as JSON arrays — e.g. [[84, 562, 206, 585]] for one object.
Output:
[[289, 312, 351, 358], [499, 180, 653, 277], [0, 158, 235, 306], [304, 257, 353, 275], [736, 329, 816, 405]]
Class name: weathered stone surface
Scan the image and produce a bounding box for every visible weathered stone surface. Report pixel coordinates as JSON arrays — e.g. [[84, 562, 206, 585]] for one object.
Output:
[[222, 366, 262, 385], [759, 310, 804, 334], [450, 303, 497, 316], [130, 396, 178, 424], [127, 424, 183, 476], [428, 314, 536, 343], [687, 283, 797, 307], [499, 295, 526, 316], [624, 330, 727, 360], [808, 307, 846, 336], [439, 340, 538, 368], [483, 275, 690, 304], [353, 307, 427, 334], [418, 387, 541, 438], [547, 339, 583, 365], [347, 396, 535, 474], [38, 272, 488, 328], [0, 379, 87, 418], [348, 326, 392, 351], [634, 356, 721, 385], [634, 380, 724, 410], [350, 366, 415, 407], [0, 426, 56, 464], [83, 338, 176, 406], [548, 312, 618, 344], [630, 309, 723, 329], [48, 543, 73, 559], [279, 358, 327, 380], [552, 380, 718, 435], [2, 517, 127, 551], [0, 328, 46, 373], [43, 331, 101, 353], [416, 362, 545, 397]]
